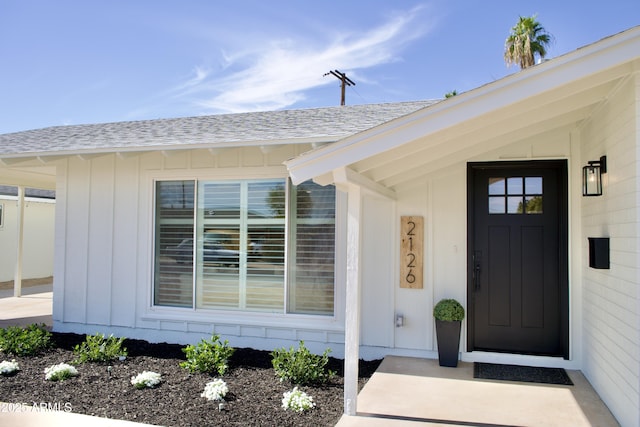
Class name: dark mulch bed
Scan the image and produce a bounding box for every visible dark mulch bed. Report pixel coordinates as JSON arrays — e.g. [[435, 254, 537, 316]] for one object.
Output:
[[0, 332, 381, 426]]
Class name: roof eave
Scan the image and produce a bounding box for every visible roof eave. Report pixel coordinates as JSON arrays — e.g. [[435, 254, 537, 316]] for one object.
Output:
[[0, 135, 343, 163], [286, 26, 640, 185]]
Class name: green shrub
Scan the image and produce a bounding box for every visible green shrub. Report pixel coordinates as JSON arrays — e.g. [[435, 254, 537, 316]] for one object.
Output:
[[0, 324, 52, 356], [433, 298, 465, 321], [180, 334, 234, 376], [73, 333, 128, 363], [271, 341, 334, 385]]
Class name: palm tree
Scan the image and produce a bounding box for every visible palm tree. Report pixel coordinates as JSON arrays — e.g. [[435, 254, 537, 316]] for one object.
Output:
[[504, 15, 552, 69]]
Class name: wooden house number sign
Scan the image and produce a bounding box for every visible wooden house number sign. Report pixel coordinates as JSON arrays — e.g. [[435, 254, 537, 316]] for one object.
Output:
[[400, 216, 424, 289]]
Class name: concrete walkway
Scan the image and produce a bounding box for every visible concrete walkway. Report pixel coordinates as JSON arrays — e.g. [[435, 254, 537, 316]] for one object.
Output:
[[0, 286, 53, 328], [337, 356, 619, 426]]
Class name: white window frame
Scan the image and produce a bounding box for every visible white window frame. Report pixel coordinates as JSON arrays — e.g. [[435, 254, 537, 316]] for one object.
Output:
[[143, 169, 346, 331]]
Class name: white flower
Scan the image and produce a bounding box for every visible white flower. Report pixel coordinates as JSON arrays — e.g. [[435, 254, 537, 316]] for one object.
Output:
[[282, 387, 315, 412], [131, 371, 162, 389], [44, 363, 78, 381], [201, 379, 228, 401], [0, 360, 19, 375]]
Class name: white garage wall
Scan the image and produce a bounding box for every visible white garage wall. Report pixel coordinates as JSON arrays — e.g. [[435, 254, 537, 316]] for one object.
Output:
[[0, 196, 55, 282]]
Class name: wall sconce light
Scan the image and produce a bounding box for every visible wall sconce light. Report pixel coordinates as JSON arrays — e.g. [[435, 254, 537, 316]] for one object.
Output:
[[582, 155, 607, 196]]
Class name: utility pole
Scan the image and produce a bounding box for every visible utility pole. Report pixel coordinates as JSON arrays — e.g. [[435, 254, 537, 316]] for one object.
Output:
[[324, 70, 355, 106]]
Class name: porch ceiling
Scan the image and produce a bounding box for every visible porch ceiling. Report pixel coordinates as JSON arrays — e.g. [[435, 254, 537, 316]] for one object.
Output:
[[0, 165, 56, 190], [349, 65, 632, 190]]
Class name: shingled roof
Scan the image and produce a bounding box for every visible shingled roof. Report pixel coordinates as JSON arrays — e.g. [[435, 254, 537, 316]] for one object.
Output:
[[0, 101, 438, 159]]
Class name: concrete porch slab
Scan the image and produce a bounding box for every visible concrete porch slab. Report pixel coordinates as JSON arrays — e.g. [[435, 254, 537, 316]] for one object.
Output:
[[337, 356, 619, 427]]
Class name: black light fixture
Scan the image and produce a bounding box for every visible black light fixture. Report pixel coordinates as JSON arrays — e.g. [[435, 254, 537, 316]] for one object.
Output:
[[582, 155, 607, 196]]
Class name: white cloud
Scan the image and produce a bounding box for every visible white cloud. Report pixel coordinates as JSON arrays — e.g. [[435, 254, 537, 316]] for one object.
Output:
[[172, 6, 432, 113]]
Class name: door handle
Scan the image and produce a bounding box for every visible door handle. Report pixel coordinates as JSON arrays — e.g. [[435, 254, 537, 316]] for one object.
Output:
[[473, 251, 482, 291]]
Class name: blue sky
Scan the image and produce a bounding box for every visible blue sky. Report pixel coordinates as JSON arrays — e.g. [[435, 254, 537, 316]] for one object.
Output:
[[0, 1, 638, 134]]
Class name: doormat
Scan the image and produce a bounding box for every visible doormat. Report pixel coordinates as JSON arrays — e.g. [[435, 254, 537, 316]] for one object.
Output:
[[474, 362, 573, 385]]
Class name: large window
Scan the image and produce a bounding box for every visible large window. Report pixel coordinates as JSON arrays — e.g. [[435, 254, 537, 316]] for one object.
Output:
[[154, 178, 336, 316]]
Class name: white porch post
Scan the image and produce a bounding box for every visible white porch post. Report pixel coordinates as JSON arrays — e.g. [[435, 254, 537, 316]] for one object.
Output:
[[14, 185, 25, 297], [344, 183, 362, 415]]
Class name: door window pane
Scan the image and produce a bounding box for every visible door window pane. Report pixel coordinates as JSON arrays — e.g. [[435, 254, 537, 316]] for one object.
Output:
[[489, 176, 543, 215], [525, 196, 543, 214], [508, 196, 524, 214], [488, 178, 505, 195], [525, 177, 543, 194], [489, 197, 505, 214], [507, 177, 523, 195]]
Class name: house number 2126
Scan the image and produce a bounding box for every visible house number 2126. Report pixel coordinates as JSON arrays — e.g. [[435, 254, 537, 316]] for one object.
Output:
[[400, 216, 423, 289]]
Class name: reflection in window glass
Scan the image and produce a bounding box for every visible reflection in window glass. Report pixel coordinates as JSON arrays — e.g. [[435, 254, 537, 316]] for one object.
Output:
[[196, 180, 286, 311], [201, 182, 241, 219], [489, 197, 505, 214], [525, 196, 543, 214], [154, 180, 195, 308], [488, 178, 505, 195], [508, 196, 523, 214], [154, 178, 336, 316], [289, 182, 336, 315], [507, 177, 523, 195], [488, 176, 543, 214], [525, 177, 543, 194]]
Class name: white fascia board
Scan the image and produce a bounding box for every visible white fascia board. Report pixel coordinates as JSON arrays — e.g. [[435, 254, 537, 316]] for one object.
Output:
[[0, 135, 341, 162], [285, 26, 640, 184]]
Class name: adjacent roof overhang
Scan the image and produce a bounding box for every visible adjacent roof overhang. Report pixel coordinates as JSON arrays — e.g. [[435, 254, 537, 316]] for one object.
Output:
[[0, 101, 435, 162], [0, 101, 434, 190], [0, 136, 338, 164], [285, 26, 640, 189]]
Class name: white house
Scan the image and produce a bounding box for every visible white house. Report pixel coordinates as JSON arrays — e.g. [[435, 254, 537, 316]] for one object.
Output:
[[0, 25, 639, 426]]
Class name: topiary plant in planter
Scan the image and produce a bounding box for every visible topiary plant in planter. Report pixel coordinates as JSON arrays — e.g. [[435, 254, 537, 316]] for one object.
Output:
[[433, 299, 465, 367], [433, 299, 465, 322]]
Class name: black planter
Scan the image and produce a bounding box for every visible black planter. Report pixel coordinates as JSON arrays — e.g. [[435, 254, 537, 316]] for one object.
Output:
[[435, 319, 461, 367]]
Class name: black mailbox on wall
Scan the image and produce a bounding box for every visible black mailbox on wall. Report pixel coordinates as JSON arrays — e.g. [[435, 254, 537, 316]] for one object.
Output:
[[588, 237, 610, 269]]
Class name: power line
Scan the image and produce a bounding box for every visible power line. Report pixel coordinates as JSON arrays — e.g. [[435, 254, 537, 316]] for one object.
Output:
[[323, 69, 355, 106]]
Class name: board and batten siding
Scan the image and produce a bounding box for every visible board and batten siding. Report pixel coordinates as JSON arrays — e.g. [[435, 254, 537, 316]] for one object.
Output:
[[53, 145, 348, 356], [580, 74, 640, 427], [359, 194, 395, 352]]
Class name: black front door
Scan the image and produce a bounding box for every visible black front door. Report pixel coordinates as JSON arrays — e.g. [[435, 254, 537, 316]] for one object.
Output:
[[467, 161, 568, 358]]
